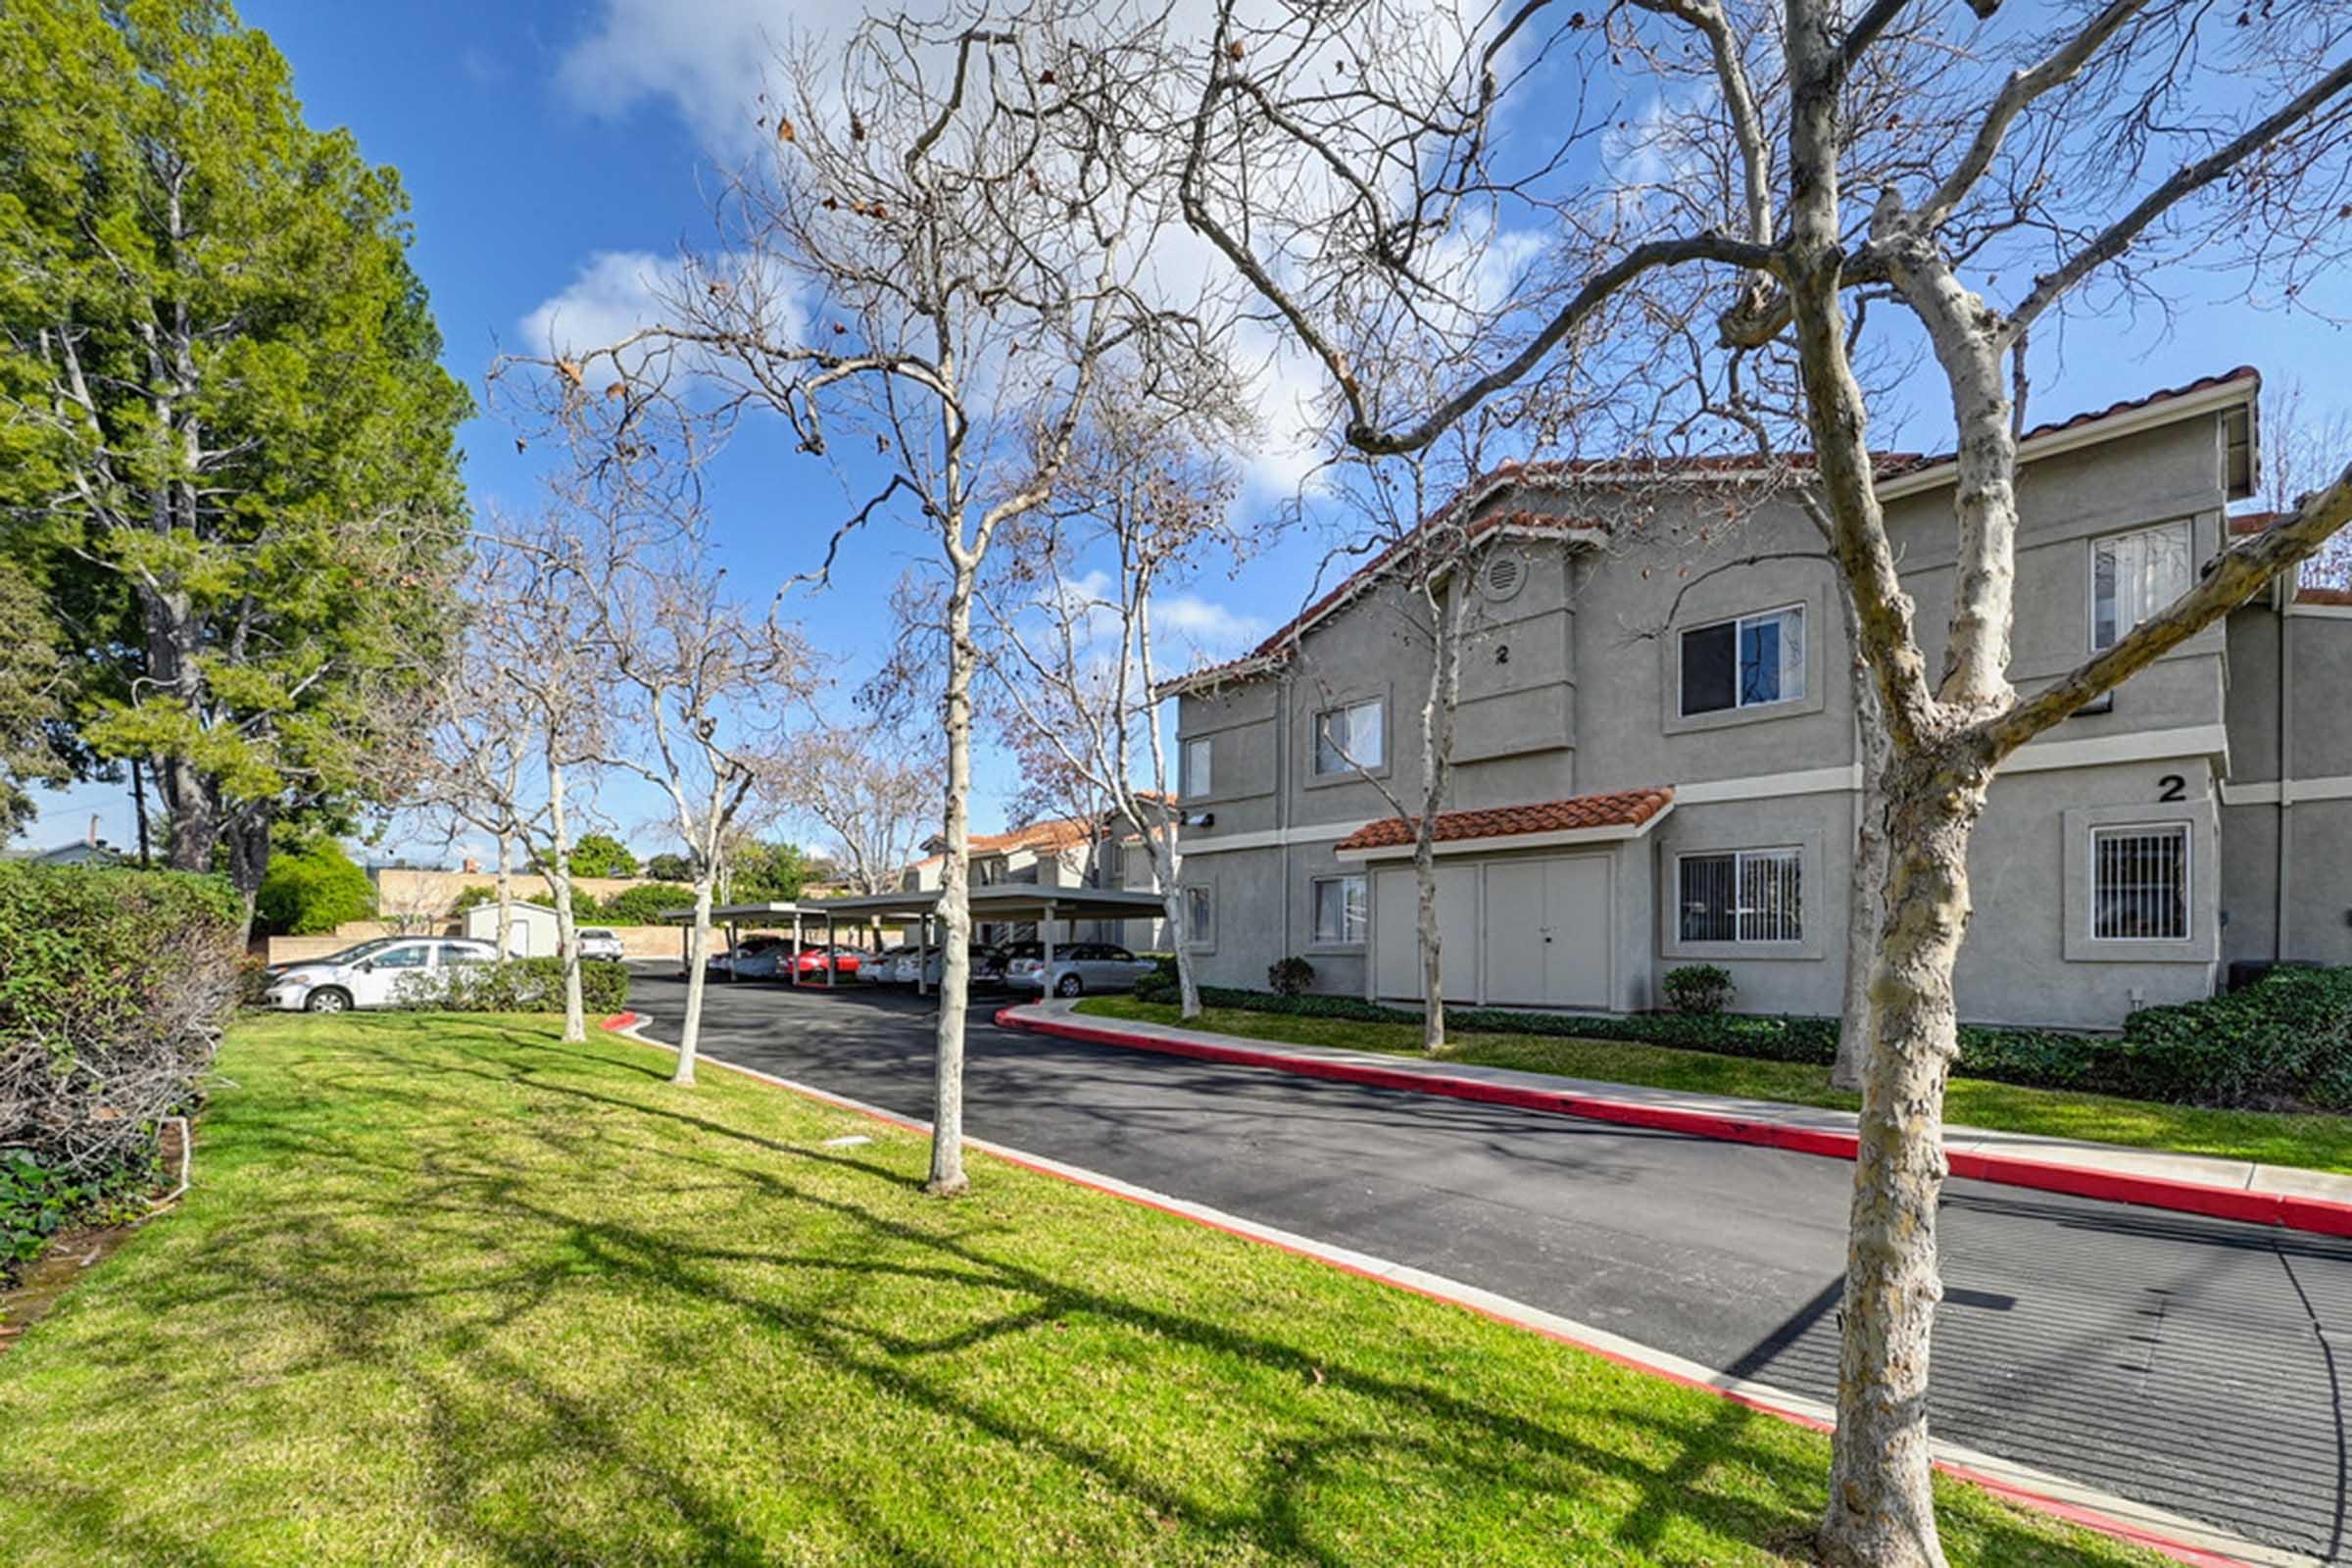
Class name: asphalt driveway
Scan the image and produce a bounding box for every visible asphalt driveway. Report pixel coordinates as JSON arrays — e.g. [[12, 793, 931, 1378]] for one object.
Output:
[[627, 970, 2352, 1562]]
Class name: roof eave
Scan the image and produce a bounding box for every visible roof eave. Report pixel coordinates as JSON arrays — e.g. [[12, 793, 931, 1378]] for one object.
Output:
[[1874, 373, 2259, 503]]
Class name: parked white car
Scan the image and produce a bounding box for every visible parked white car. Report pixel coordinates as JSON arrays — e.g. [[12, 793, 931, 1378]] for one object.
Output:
[[862, 945, 915, 984], [1002, 942, 1156, 999], [577, 927, 625, 962], [266, 938, 500, 1013]]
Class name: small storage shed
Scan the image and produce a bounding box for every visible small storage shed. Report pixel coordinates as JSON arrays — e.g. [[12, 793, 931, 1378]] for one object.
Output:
[[462, 900, 558, 958]]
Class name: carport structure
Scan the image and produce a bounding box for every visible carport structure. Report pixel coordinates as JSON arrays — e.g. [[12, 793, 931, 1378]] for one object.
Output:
[[660, 886, 1166, 997], [787, 885, 1170, 997]]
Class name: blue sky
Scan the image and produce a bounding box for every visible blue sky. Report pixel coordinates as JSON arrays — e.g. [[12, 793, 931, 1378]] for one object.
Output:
[[12, 0, 2349, 863]]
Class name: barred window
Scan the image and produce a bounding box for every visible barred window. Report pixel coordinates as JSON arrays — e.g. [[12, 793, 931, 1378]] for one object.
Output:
[[2091, 825, 2188, 941], [1312, 874, 1367, 945], [1679, 849, 1802, 944]]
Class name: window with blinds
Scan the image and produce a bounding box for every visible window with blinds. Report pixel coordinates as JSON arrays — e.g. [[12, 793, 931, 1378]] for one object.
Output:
[[1185, 885, 1214, 949], [1678, 849, 1802, 943], [2091, 824, 2188, 941], [1311, 874, 1367, 944], [1313, 698, 1385, 775], [2091, 520, 2192, 651]]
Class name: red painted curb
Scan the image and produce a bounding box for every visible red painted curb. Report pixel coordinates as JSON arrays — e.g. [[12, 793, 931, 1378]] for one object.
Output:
[[601, 1011, 641, 1031], [998, 1006, 2352, 1243], [606, 1014, 2249, 1568]]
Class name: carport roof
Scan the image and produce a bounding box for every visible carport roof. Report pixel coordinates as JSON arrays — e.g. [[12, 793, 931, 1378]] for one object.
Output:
[[799, 886, 1168, 923], [657, 888, 1167, 924], [653, 901, 807, 923]]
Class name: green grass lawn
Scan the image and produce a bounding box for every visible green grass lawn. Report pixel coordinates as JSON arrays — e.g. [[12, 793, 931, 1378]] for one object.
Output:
[[0, 1013, 2156, 1567], [1075, 998, 2352, 1175]]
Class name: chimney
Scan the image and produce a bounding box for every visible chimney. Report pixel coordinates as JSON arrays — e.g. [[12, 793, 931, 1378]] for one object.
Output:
[[87, 813, 100, 848], [462, 856, 482, 874]]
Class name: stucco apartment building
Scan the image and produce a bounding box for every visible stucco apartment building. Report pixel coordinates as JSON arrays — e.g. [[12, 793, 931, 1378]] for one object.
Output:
[[1165, 368, 2351, 1031], [905, 801, 1173, 951]]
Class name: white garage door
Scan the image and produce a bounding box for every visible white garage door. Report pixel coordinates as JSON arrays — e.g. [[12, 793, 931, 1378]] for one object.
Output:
[[1373, 864, 1478, 1001], [1482, 857, 1611, 1009], [1372, 856, 1610, 1007]]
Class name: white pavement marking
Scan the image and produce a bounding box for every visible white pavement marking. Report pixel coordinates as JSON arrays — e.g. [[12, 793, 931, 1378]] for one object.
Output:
[[604, 1012, 2314, 1568]]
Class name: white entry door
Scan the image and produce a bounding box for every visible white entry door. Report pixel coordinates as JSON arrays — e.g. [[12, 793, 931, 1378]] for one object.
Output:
[[1372, 864, 1478, 1002], [1482, 857, 1612, 1009]]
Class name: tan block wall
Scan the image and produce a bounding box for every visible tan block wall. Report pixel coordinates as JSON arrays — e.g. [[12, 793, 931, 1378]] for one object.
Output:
[[370, 867, 661, 923], [265, 918, 905, 967]]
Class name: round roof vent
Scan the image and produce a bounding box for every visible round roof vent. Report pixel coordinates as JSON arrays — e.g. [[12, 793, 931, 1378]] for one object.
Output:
[[1483, 552, 1525, 602]]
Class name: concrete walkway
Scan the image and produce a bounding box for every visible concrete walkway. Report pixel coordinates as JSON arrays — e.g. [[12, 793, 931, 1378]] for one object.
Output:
[[1004, 999, 2352, 1235]]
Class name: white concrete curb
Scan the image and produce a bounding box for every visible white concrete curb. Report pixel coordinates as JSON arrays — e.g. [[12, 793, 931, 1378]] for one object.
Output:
[[605, 1014, 2313, 1568]]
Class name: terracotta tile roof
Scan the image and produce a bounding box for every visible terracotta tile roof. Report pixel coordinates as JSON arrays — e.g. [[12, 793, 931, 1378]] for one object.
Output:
[[1334, 787, 1674, 853], [972, 814, 1102, 856], [2019, 365, 2257, 444]]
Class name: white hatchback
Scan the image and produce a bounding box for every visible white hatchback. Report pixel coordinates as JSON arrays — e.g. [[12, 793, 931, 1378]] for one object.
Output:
[[266, 938, 500, 1013]]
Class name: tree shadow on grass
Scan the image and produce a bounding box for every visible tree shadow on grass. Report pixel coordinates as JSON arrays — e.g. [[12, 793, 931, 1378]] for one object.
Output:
[[0, 1024, 2145, 1567]]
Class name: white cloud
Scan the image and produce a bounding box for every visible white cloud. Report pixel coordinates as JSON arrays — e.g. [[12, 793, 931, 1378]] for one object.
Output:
[[517, 250, 678, 366], [556, 0, 803, 156], [1155, 591, 1265, 652], [516, 248, 804, 384]]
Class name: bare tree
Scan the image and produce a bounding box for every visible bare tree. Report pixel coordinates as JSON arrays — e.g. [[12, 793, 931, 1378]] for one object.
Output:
[[581, 531, 814, 1087], [1176, 3, 2352, 1560], [768, 721, 938, 898], [978, 414, 1250, 1017], [504, 3, 1243, 1195], [1279, 437, 1506, 1054], [467, 516, 609, 1044], [405, 560, 541, 963], [2265, 377, 2352, 590]]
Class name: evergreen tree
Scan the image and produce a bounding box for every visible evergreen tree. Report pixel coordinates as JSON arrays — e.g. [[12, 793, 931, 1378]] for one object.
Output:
[[0, 0, 469, 917]]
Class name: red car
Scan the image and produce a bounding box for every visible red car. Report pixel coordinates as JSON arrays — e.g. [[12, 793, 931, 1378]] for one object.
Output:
[[791, 945, 862, 978]]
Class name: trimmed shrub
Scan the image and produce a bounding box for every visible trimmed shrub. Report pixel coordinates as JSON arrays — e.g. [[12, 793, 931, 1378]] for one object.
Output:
[[1115, 966, 2352, 1111], [566, 833, 639, 878], [1663, 964, 1734, 1016], [596, 882, 697, 925], [0, 863, 241, 1280], [1267, 956, 1316, 997], [254, 838, 375, 935], [392, 957, 630, 1016]]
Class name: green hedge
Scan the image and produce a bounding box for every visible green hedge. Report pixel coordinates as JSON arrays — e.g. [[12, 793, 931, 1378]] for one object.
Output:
[[391, 957, 631, 1016], [0, 863, 242, 1283], [1130, 966, 2352, 1111]]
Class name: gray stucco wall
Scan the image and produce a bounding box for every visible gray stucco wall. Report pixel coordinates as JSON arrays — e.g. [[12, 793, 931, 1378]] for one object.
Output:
[[2221, 600, 2352, 968], [1173, 404, 2272, 1028]]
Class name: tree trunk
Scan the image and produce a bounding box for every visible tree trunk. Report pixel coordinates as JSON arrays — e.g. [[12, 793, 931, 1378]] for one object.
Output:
[[1412, 567, 1468, 1056], [1414, 831, 1444, 1054], [927, 564, 976, 1198], [1821, 742, 1991, 1568], [1148, 824, 1202, 1018], [494, 831, 515, 956], [1834, 599, 1893, 1093], [130, 759, 152, 868], [545, 755, 585, 1044], [676, 873, 715, 1086], [223, 807, 270, 945]]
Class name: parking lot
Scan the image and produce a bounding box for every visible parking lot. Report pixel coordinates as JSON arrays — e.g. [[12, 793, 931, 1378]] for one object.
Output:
[[624, 967, 2352, 1564]]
